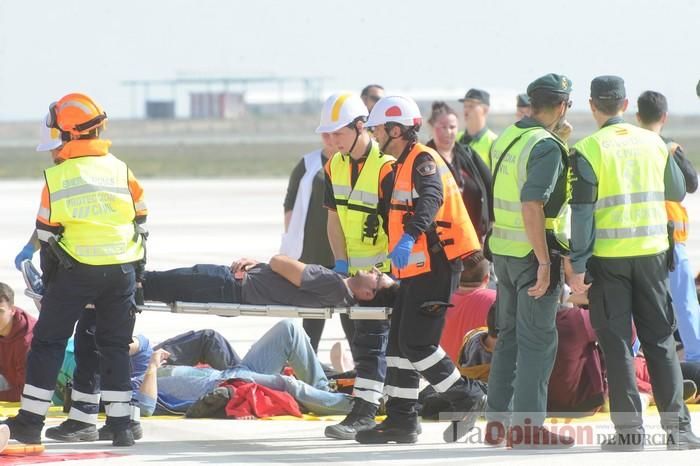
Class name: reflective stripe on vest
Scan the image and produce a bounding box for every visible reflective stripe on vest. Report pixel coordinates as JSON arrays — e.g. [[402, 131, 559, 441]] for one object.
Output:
[[488, 125, 569, 258], [329, 141, 395, 273], [573, 122, 669, 257], [44, 154, 144, 265], [388, 143, 480, 279]]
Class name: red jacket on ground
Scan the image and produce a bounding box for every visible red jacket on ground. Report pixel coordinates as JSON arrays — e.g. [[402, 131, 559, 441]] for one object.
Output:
[[0, 307, 36, 401], [441, 288, 496, 364], [221, 379, 302, 419]]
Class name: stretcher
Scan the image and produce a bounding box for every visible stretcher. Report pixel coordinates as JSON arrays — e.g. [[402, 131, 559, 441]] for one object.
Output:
[[25, 289, 391, 320], [137, 301, 392, 320]]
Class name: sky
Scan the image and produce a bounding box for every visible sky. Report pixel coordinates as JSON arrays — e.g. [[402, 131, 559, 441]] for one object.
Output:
[[0, 0, 699, 120]]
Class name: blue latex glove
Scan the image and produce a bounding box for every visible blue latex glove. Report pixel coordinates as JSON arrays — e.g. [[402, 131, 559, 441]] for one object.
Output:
[[14, 243, 35, 271], [334, 259, 349, 275], [388, 233, 415, 270]]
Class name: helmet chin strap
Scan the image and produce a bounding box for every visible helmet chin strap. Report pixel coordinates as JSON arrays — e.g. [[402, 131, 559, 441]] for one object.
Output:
[[380, 123, 399, 153], [347, 123, 361, 156]]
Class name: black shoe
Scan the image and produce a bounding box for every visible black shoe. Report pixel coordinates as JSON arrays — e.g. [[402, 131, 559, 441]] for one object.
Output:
[[98, 421, 143, 441], [112, 428, 135, 447], [601, 432, 644, 452], [667, 430, 700, 450], [443, 394, 486, 443], [355, 417, 419, 444], [325, 399, 378, 440], [0, 416, 43, 445], [185, 386, 232, 418], [45, 419, 98, 442]]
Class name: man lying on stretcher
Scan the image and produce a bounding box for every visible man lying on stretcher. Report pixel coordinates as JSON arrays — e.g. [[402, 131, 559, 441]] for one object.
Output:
[[143, 254, 397, 307]]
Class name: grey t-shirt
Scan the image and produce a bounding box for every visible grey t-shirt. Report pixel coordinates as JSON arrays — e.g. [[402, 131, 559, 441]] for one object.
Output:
[[241, 264, 356, 307]]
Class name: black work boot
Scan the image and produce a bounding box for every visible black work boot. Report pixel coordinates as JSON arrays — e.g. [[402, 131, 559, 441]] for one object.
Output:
[[355, 416, 420, 444], [45, 419, 98, 442], [98, 420, 143, 441], [325, 398, 378, 440], [112, 428, 135, 447], [0, 416, 43, 445]]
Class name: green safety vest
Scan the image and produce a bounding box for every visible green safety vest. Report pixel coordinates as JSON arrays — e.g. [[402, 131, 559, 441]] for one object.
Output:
[[329, 141, 395, 273], [45, 154, 144, 265], [574, 123, 669, 258], [488, 124, 570, 258], [457, 128, 498, 169]]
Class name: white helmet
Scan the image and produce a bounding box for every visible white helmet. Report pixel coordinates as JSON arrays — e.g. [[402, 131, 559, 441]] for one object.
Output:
[[365, 95, 422, 129], [36, 113, 63, 152], [315, 92, 368, 134]]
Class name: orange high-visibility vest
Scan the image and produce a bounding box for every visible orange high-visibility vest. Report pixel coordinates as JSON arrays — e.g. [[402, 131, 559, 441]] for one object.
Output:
[[388, 143, 480, 279], [666, 201, 689, 243]]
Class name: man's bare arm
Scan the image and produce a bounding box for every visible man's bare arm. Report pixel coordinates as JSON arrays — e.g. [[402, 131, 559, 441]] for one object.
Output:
[[139, 349, 170, 406], [269, 254, 306, 287]]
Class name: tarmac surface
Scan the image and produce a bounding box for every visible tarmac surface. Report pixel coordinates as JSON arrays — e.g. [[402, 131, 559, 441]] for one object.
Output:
[[2, 178, 700, 465]]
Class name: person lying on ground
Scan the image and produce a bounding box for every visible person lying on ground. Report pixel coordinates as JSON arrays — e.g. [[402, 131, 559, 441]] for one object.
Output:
[[137, 319, 366, 418], [143, 254, 395, 308]]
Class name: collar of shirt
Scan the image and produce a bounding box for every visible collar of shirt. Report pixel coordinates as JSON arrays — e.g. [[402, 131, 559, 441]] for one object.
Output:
[[602, 116, 625, 128]]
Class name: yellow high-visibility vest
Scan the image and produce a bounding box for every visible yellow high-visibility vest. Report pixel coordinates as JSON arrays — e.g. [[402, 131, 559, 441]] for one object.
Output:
[[329, 141, 394, 273], [574, 123, 669, 258], [45, 154, 144, 265], [457, 128, 498, 168], [489, 124, 570, 258]]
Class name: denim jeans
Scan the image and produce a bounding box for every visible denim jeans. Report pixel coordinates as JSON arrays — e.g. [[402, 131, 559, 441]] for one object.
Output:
[[143, 320, 352, 416], [143, 264, 240, 303], [669, 244, 700, 362], [155, 329, 242, 369]]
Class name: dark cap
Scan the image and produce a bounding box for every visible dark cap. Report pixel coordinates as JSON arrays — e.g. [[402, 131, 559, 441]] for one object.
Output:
[[526, 73, 572, 97], [459, 88, 490, 105], [591, 75, 626, 100], [516, 93, 531, 107]]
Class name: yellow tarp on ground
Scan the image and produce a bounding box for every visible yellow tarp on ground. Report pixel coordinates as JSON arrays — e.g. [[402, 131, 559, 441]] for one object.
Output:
[[3, 401, 698, 422]]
